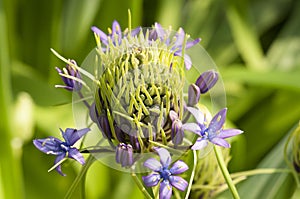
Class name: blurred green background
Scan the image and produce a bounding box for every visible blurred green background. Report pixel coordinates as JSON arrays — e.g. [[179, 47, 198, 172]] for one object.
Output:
[[1, 0, 300, 198]]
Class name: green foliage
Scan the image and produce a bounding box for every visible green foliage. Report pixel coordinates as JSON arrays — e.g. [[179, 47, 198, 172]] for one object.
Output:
[[1, 0, 300, 198]]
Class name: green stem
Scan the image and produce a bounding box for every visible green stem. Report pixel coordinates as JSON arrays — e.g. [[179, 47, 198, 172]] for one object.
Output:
[[64, 155, 95, 199], [214, 146, 240, 199], [131, 172, 153, 199], [184, 149, 197, 199]]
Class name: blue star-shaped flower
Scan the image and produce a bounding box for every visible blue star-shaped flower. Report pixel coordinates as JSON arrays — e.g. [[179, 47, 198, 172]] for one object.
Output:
[[184, 107, 243, 150], [33, 128, 90, 176], [142, 148, 188, 199]]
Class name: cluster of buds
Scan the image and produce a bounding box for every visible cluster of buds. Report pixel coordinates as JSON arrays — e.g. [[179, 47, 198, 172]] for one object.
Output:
[[33, 18, 243, 199]]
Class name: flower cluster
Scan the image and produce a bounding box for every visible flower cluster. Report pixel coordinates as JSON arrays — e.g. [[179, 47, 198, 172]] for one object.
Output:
[[33, 19, 243, 198]]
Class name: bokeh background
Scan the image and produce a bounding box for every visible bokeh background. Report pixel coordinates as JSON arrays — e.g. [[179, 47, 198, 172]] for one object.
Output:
[[1, 0, 300, 198]]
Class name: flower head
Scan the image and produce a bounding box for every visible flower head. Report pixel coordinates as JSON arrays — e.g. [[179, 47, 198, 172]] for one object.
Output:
[[33, 128, 90, 176], [142, 148, 188, 199], [184, 107, 243, 150], [55, 59, 82, 91]]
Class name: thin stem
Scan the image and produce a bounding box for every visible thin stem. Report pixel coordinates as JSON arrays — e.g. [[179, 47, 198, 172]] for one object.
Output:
[[77, 91, 91, 109], [184, 149, 197, 199], [131, 172, 153, 199], [214, 146, 240, 199], [64, 155, 95, 199]]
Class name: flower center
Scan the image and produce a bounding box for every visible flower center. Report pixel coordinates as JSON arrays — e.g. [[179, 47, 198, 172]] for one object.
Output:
[[60, 142, 70, 152], [160, 167, 172, 181]]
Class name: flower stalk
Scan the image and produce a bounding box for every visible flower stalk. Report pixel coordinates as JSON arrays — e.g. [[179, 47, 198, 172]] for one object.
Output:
[[214, 145, 240, 199]]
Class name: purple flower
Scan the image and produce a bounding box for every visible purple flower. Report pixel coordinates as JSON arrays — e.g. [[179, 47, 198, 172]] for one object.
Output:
[[184, 107, 243, 150], [172, 28, 201, 70], [33, 128, 90, 176], [115, 143, 134, 167], [91, 20, 140, 47], [149, 23, 200, 70], [142, 148, 188, 199], [55, 59, 82, 91], [195, 70, 219, 94]]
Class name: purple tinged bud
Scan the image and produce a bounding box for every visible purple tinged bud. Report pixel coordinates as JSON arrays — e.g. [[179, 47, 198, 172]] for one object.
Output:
[[188, 84, 200, 106], [195, 70, 219, 94], [55, 60, 82, 91], [116, 143, 134, 167], [170, 111, 184, 146]]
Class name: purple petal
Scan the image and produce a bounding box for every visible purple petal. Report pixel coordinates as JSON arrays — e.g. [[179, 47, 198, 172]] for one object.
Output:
[[182, 123, 201, 135], [91, 26, 108, 45], [191, 138, 208, 150], [174, 28, 185, 47], [33, 137, 63, 155], [142, 172, 161, 187], [131, 26, 141, 36], [112, 20, 122, 44], [218, 129, 243, 139], [154, 23, 166, 40], [144, 158, 162, 171], [186, 107, 204, 124], [209, 108, 227, 132], [184, 54, 192, 70], [159, 180, 172, 199], [169, 176, 188, 191], [62, 128, 90, 146], [54, 154, 66, 176], [170, 160, 188, 175], [186, 38, 201, 49], [195, 70, 219, 94], [211, 137, 230, 148], [68, 148, 85, 164], [155, 148, 171, 168], [169, 110, 178, 121], [188, 84, 200, 106]]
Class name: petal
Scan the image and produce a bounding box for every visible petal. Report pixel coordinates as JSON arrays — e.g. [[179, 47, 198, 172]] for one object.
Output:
[[211, 137, 230, 148], [112, 20, 122, 35], [91, 26, 108, 45], [218, 129, 243, 139], [188, 84, 200, 106], [169, 176, 188, 191], [186, 38, 201, 49], [131, 26, 141, 36], [191, 138, 208, 150], [170, 160, 188, 175], [68, 148, 85, 165], [142, 172, 161, 187], [182, 123, 201, 135], [195, 70, 219, 94], [209, 108, 227, 133], [174, 28, 185, 47], [169, 110, 178, 121], [155, 148, 171, 168], [154, 23, 166, 40], [186, 107, 205, 124], [62, 128, 90, 146], [184, 54, 192, 70], [33, 137, 63, 155], [159, 180, 172, 199], [144, 158, 162, 171], [54, 154, 66, 176]]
